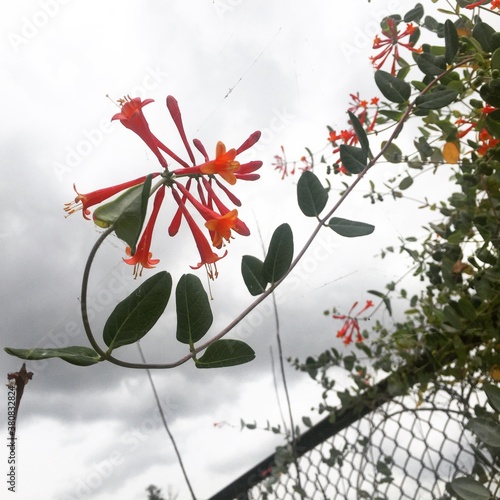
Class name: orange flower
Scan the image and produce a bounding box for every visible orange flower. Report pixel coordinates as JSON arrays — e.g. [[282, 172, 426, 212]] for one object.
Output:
[[174, 181, 248, 248], [123, 186, 165, 278], [200, 141, 241, 185], [205, 210, 239, 248], [478, 128, 500, 156], [171, 187, 226, 280]]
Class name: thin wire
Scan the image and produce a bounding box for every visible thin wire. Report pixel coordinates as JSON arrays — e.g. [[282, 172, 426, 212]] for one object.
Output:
[[136, 341, 197, 500], [256, 222, 304, 496]]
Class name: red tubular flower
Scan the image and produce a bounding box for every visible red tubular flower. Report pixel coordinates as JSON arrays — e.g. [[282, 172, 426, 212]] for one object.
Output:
[[235, 160, 263, 181], [477, 128, 500, 156], [112, 97, 168, 169], [123, 185, 166, 278], [166, 95, 196, 165], [236, 131, 262, 155], [64, 175, 154, 219], [465, 0, 499, 9], [334, 300, 373, 345], [171, 187, 226, 279], [356, 300, 374, 316], [370, 18, 421, 75]]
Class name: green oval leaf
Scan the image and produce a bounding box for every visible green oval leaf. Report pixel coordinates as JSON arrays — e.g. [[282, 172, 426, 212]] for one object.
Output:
[[484, 384, 500, 413], [444, 20, 459, 64], [382, 141, 403, 163], [297, 170, 329, 217], [457, 297, 477, 320], [176, 274, 213, 345], [450, 477, 492, 500], [415, 89, 459, 110], [374, 70, 411, 103], [468, 417, 500, 447], [481, 83, 500, 113], [404, 3, 424, 23], [4, 347, 100, 367], [328, 217, 375, 238], [424, 15, 441, 34], [347, 111, 370, 156], [379, 109, 404, 122], [472, 22, 495, 52], [241, 255, 267, 296], [103, 271, 172, 350], [399, 176, 414, 190], [485, 109, 500, 138], [492, 47, 500, 71], [262, 223, 294, 283], [339, 144, 367, 174], [195, 339, 255, 368], [415, 53, 446, 76], [93, 175, 152, 254]]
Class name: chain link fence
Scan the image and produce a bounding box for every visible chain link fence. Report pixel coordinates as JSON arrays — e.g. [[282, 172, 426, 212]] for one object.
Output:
[[210, 373, 498, 500]]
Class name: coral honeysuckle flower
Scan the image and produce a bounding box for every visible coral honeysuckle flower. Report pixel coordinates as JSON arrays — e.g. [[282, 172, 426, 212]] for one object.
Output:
[[200, 177, 250, 236], [334, 300, 374, 345], [175, 181, 246, 248], [478, 128, 500, 156], [370, 17, 421, 75], [64, 175, 154, 219], [200, 141, 241, 185], [123, 186, 165, 278], [171, 187, 226, 279], [336, 318, 361, 345], [205, 209, 239, 248], [112, 96, 168, 169], [465, 0, 500, 9]]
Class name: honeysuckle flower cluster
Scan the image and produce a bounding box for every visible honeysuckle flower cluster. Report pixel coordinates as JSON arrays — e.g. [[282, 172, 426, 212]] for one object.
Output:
[[333, 300, 373, 345], [370, 17, 422, 75], [272, 145, 312, 179], [65, 95, 262, 279], [455, 105, 500, 156], [327, 94, 379, 174]]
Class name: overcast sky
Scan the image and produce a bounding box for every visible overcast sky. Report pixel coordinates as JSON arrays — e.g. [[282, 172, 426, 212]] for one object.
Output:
[[0, 1, 452, 499]]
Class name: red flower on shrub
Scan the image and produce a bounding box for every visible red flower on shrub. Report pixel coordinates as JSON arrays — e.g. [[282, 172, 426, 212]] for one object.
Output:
[[333, 300, 374, 345], [66, 95, 262, 279], [370, 17, 421, 75]]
